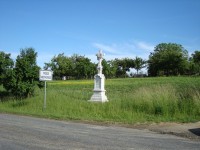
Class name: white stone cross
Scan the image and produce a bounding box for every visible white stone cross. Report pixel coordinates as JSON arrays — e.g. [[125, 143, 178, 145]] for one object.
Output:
[[89, 50, 108, 102], [96, 50, 104, 74]]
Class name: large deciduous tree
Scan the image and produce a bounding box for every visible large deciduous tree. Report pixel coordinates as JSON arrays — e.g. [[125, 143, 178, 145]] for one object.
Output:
[[148, 43, 189, 76], [44, 53, 73, 80], [192, 50, 200, 64], [189, 50, 200, 75], [114, 58, 135, 78], [134, 57, 146, 74], [0, 51, 14, 85], [71, 54, 95, 79], [45, 53, 95, 79], [3, 48, 41, 98], [102, 59, 118, 78]]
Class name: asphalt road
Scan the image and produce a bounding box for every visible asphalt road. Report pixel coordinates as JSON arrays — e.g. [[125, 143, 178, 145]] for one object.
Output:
[[0, 114, 199, 150]]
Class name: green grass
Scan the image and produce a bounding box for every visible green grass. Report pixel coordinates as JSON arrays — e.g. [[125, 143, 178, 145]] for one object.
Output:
[[0, 77, 200, 124]]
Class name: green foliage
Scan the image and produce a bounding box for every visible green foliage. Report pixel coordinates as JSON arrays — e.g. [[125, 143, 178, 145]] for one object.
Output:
[[71, 54, 96, 79], [45, 54, 139, 79], [3, 48, 41, 98], [134, 56, 146, 74], [45, 53, 73, 79], [148, 43, 189, 76], [189, 50, 200, 75], [0, 51, 14, 84], [114, 58, 135, 78], [45, 53, 96, 79], [102, 59, 117, 78], [192, 50, 200, 64]]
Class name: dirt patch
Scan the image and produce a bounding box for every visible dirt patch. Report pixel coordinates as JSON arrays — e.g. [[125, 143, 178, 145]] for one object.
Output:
[[73, 120, 200, 141], [147, 122, 200, 141]]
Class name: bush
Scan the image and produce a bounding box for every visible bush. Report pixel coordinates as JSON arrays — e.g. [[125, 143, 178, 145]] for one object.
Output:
[[3, 48, 42, 99]]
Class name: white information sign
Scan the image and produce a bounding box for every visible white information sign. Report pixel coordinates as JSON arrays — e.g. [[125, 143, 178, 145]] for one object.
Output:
[[39, 70, 53, 81], [39, 70, 53, 111]]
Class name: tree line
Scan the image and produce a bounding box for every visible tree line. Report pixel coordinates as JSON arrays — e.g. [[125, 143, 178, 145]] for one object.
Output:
[[0, 43, 200, 98], [44, 43, 199, 79], [44, 54, 146, 79]]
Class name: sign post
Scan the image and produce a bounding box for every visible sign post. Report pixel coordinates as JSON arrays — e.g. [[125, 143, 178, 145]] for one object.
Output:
[[44, 81, 46, 110], [39, 70, 53, 111]]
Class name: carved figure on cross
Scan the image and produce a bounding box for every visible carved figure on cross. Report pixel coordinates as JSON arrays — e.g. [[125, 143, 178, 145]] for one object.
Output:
[[96, 50, 104, 74]]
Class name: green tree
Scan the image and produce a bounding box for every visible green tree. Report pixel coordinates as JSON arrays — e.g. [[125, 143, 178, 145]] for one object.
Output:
[[192, 51, 200, 64], [189, 50, 200, 75], [101, 59, 117, 78], [114, 58, 135, 78], [44, 53, 73, 79], [3, 48, 41, 98], [101, 60, 119, 78], [0, 51, 14, 85], [134, 57, 146, 74], [71, 54, 95, 79], [148, 43, 189, 76], [45, 53, 96, 79]]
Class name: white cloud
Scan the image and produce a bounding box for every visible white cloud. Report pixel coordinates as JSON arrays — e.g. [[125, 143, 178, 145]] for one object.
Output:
[[93, 43, 121, 55], [135, 41, 154, 52], [92, 40, 155, 60]]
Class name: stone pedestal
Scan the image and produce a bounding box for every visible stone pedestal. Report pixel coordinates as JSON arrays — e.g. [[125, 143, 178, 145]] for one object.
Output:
[[89, 74, 108, 102]]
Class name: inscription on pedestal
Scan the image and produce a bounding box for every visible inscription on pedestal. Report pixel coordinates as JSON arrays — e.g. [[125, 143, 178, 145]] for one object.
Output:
[[95, 76, 101, 89]]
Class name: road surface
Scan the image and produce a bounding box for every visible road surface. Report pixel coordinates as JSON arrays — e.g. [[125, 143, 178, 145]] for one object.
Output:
[[0, 114, 199, 150]]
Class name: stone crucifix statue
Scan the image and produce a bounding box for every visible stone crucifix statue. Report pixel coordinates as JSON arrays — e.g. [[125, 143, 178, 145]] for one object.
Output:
[[96, 50, 104, 74], [89, 49, 108, 102]]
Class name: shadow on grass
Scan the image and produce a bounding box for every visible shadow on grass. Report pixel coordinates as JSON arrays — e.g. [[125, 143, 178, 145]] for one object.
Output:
[[12, 100, 29, 108], [189, 128, 200, 136], [0, 91, 12, 102], [0, 90, 28, 108]]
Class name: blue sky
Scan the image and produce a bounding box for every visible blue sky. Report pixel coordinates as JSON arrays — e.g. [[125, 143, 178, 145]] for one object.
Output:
[[0, 0, 200, 70]]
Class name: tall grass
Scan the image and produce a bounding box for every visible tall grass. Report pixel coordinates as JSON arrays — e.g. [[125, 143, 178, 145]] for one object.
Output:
[[0, 77, 200, 123]]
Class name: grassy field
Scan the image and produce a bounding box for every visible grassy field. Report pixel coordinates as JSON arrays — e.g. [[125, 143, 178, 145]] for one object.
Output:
[[0, 77, 200, 124]]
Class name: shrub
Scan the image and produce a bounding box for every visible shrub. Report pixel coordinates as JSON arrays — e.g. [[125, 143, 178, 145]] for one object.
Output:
[[3, 48, 42, 98]]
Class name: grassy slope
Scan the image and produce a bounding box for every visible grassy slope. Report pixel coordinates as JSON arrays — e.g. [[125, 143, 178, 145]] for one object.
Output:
[[0, 77, 200, 124]]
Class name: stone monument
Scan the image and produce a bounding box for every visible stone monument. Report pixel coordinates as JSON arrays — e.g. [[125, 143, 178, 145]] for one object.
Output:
[[89, 50, 108, 102]]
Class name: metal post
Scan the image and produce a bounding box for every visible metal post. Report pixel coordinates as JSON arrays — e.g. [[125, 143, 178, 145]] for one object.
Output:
[[43, 81, 46, 111]]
